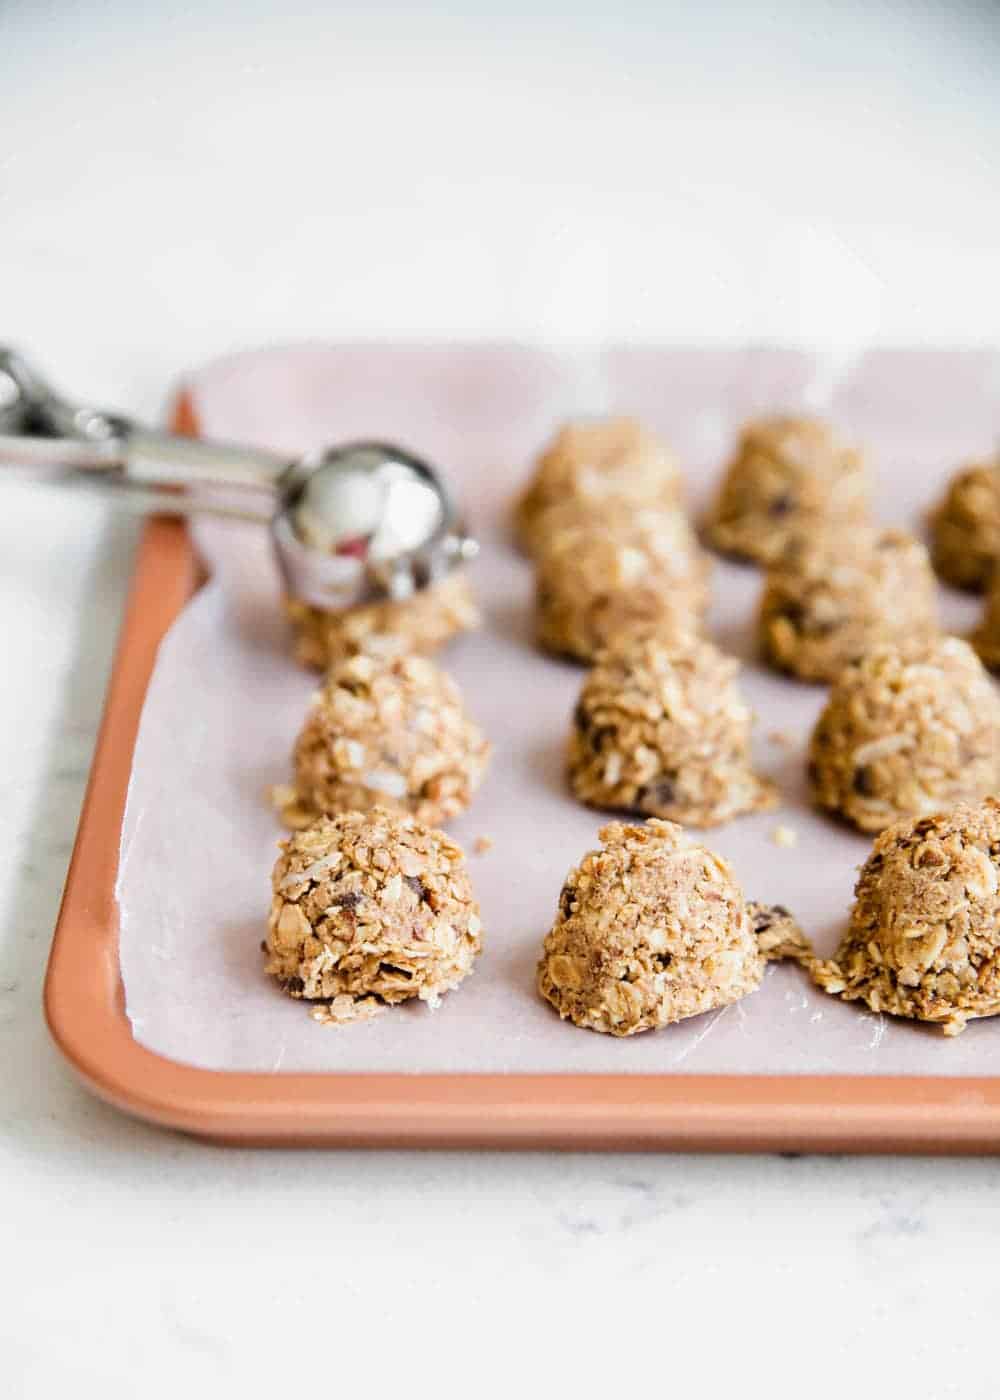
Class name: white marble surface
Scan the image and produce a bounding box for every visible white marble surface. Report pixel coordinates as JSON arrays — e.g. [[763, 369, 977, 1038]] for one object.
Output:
[[3, 2, 1000, 1396]]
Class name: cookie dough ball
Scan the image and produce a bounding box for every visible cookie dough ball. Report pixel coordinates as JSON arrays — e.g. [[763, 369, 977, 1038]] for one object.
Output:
[[971, 576, 1000, 670], [706, 415, 870, 565], [537, 820, 767, 1035], [809, 637, 1000, 833], [568, 634, 777, 826], [758, 526, 939, 683], [266, 808, 482, 1025], [812, 800, 1000, 1035], [516, 417, 681, 556], [536, 510, 710, 663], [277, 651, 490, 829], [286, 570, 480, 671], [930, 457, 1000, 592]]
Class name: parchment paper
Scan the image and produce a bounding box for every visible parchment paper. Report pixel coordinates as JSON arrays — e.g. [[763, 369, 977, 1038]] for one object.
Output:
[[118, 344, 1000, 1073]]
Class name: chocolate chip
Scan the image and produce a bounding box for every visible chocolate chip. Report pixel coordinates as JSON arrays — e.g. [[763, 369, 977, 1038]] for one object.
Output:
[[573, 701, 589, 732], [282, 976, 305, 995], [776, 601, 805, 630], [853, 765, 876, 796], [769, 492, 795, 518], [638, 776, 677, 808], [559, 882, 577, 919], [331, 890, 361, 910], [404, 874, 429, 903], [751, 903, 789, 934]]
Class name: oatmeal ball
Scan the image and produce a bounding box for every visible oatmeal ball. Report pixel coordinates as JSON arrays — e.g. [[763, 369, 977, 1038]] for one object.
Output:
[[286, 570, 480, 671], [929, 457, 1000, 592], [515, 417, 682, 556], [265, 808, 482, 1025], [276, 650, 490, 829], [706, 415, 870, 565], [972, 575, 1000, 670], [812, 800, 1000, 1036], [809, 637, 1000, 834], [536, 510, 711, 663], [758, 525, 939, 683], [537, 820, 805, 1035], [568, 634, 777, 826]]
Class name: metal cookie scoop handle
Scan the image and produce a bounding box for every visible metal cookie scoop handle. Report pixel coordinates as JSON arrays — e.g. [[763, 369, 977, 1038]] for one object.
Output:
[[0, 348, 478, 612]]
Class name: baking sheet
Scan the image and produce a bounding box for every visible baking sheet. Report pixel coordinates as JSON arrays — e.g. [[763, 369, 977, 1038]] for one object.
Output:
[[118, 344, 1000, 1074]]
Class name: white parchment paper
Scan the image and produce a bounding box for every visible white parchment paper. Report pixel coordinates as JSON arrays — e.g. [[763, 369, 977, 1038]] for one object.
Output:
[[118, 344, 1000, 1074]]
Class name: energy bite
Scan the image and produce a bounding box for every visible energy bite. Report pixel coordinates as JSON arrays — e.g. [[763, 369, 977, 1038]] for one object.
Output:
[[706, 415, 869, 565], [929, 456, 1000, 592], [536, 511, 711, 663], [276, 650, 490, 829], [536, 820, 805, 1036], [809, 637, 1000, 834], [972, 576, 1000, 670], [286, 570, 479, 671], [758, 525, 939, 683], [515, 417, 681, 556], [568, 634, 777, 826], [812, 800, 1000, 1036], [265, 808, 482, 1025]]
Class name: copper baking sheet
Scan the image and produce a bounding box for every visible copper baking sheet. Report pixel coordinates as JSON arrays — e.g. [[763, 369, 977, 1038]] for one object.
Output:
[[43, 343, 1000, 1151]]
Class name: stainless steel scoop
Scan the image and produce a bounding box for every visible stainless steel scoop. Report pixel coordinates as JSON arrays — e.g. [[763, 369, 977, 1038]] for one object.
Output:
[[0, 348, 477, 611]]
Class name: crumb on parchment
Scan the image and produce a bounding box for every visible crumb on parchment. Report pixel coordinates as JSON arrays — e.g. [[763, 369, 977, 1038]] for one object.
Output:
[[767, 729, 797, 749]]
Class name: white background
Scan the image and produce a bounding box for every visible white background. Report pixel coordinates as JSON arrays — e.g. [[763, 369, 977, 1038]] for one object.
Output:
[[2, 2, 999, 1396]]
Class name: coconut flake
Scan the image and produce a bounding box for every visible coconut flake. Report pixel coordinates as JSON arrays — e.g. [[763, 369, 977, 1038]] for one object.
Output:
[[364, 768, 409, 799]]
